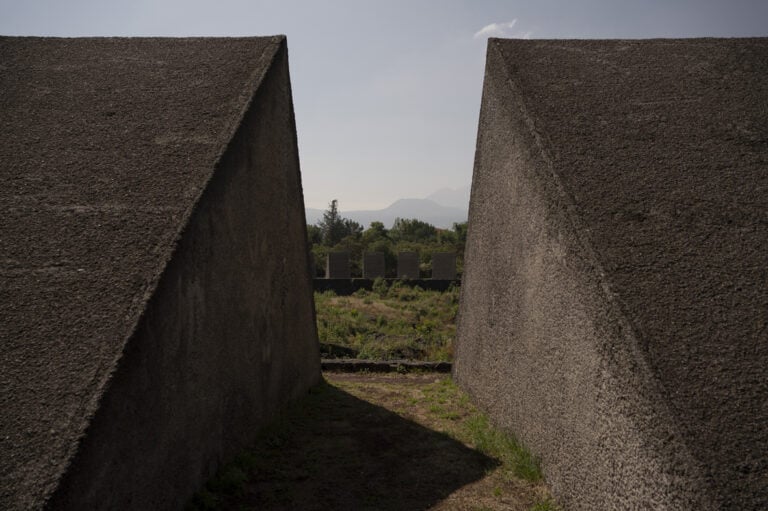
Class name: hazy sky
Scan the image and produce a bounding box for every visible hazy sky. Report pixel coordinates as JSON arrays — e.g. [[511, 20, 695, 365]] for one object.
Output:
[[2, 1, 767, 210]]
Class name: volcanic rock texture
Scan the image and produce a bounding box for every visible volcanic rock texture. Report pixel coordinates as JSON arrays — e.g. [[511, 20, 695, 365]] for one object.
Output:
[[0, 37, 320, 510], [455, 38, 768, 510]]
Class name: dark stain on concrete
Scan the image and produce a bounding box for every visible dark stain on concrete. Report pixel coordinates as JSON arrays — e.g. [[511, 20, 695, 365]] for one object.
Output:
[[455, 38, 768, 511], [0, 37, 319, 509]]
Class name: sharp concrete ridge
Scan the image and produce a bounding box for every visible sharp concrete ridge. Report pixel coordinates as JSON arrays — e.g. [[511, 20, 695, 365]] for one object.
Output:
[[455, 38, 768, 511], [0, 36, 320, 510]]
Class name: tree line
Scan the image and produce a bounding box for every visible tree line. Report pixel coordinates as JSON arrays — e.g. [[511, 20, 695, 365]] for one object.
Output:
[[307, 200, 467, 278]]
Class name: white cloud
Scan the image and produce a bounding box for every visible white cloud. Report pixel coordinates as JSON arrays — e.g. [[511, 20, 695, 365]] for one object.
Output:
[[473, 19, 534, 40], [473, 19, 517, 39]]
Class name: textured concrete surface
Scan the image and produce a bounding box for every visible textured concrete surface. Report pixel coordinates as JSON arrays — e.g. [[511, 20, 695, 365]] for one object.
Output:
[[0, 36, 320, 510], [326, 251, 351, 279], [455, 38, 768, 511], [431, 252, 457, 280], [362, 252, 386, 279], [397, 251, 420, 279]]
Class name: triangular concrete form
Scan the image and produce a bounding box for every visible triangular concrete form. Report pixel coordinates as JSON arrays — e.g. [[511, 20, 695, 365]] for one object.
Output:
[[456, 38, 768, 510], [0, 37, 320, 510]]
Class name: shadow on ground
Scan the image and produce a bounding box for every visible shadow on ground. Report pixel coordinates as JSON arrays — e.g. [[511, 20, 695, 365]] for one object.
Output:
[[191, 379, 498, 510]]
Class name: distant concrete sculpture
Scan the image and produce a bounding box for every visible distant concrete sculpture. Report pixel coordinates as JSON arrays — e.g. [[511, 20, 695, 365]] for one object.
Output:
[[455, 38, 768, 511], [363, 252, 385, 279], [397, 251, 420, 279], [326, 252, 350, 279], [0, 36, 320, 510], [431, 252, 456, 280]]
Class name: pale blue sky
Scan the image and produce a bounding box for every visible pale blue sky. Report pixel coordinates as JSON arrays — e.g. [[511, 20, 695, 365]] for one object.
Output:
[[2, 1, 767, 210]]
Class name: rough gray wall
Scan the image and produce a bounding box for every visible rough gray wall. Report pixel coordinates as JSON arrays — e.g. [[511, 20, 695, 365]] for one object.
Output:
[[397, 252, 420, 279], [455, 38, 768, 511], [431, 252, 457, 280], [326, 252, 351, 279], [363, 252, 386, 279], [0, 37, 319, 510]]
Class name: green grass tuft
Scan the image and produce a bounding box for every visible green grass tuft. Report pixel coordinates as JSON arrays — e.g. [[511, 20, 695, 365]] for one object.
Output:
[[530, 497, 561, 511], [464, 414, 542, 482], [419, 378, 544, 484]]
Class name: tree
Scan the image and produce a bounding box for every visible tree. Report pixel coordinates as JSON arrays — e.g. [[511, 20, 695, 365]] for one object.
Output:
[[317, 199, 346, 246], [436, 228, 457, 245], [343, 218, 363, 238], [317, 199, 364, 246], [306, 224, 322, 245], [452, 222, 468, 245], [362, 221, 388, 244], [389, 218, 437, 243]]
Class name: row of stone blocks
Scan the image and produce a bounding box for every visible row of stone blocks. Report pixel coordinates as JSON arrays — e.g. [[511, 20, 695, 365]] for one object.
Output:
[[322, 251, 456, 280]]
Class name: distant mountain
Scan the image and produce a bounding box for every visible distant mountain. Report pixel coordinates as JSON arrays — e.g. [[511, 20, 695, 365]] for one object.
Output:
[[425, 185, 471, 210], [345, 199, 467, 229], [305, 197, 467, 229]]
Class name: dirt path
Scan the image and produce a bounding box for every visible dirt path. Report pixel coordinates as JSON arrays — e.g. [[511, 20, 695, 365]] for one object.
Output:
[[188, 372, 556, 510]]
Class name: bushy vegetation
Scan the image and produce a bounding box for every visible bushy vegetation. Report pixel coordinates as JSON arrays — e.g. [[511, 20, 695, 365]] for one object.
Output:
[[308, 199, 467, 277], [315, 279, 459, 361]]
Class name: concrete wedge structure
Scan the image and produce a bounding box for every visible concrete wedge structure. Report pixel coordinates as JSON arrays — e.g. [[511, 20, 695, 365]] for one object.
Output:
[[0, 36, 320, 510], [455, 38, 768, 510]]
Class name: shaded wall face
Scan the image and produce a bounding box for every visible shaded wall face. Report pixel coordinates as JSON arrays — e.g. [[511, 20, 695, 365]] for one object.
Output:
[[502, 40, 768, 510], [454, 45, 715, 511], [47, 45, 320, 510]]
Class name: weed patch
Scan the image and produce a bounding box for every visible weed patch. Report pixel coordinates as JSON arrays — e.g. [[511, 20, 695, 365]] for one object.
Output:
[[315, 282, 459, 361], [464, 414, 542, 482], [530, 497, 561, 511], [415, 378, 543, 483]]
